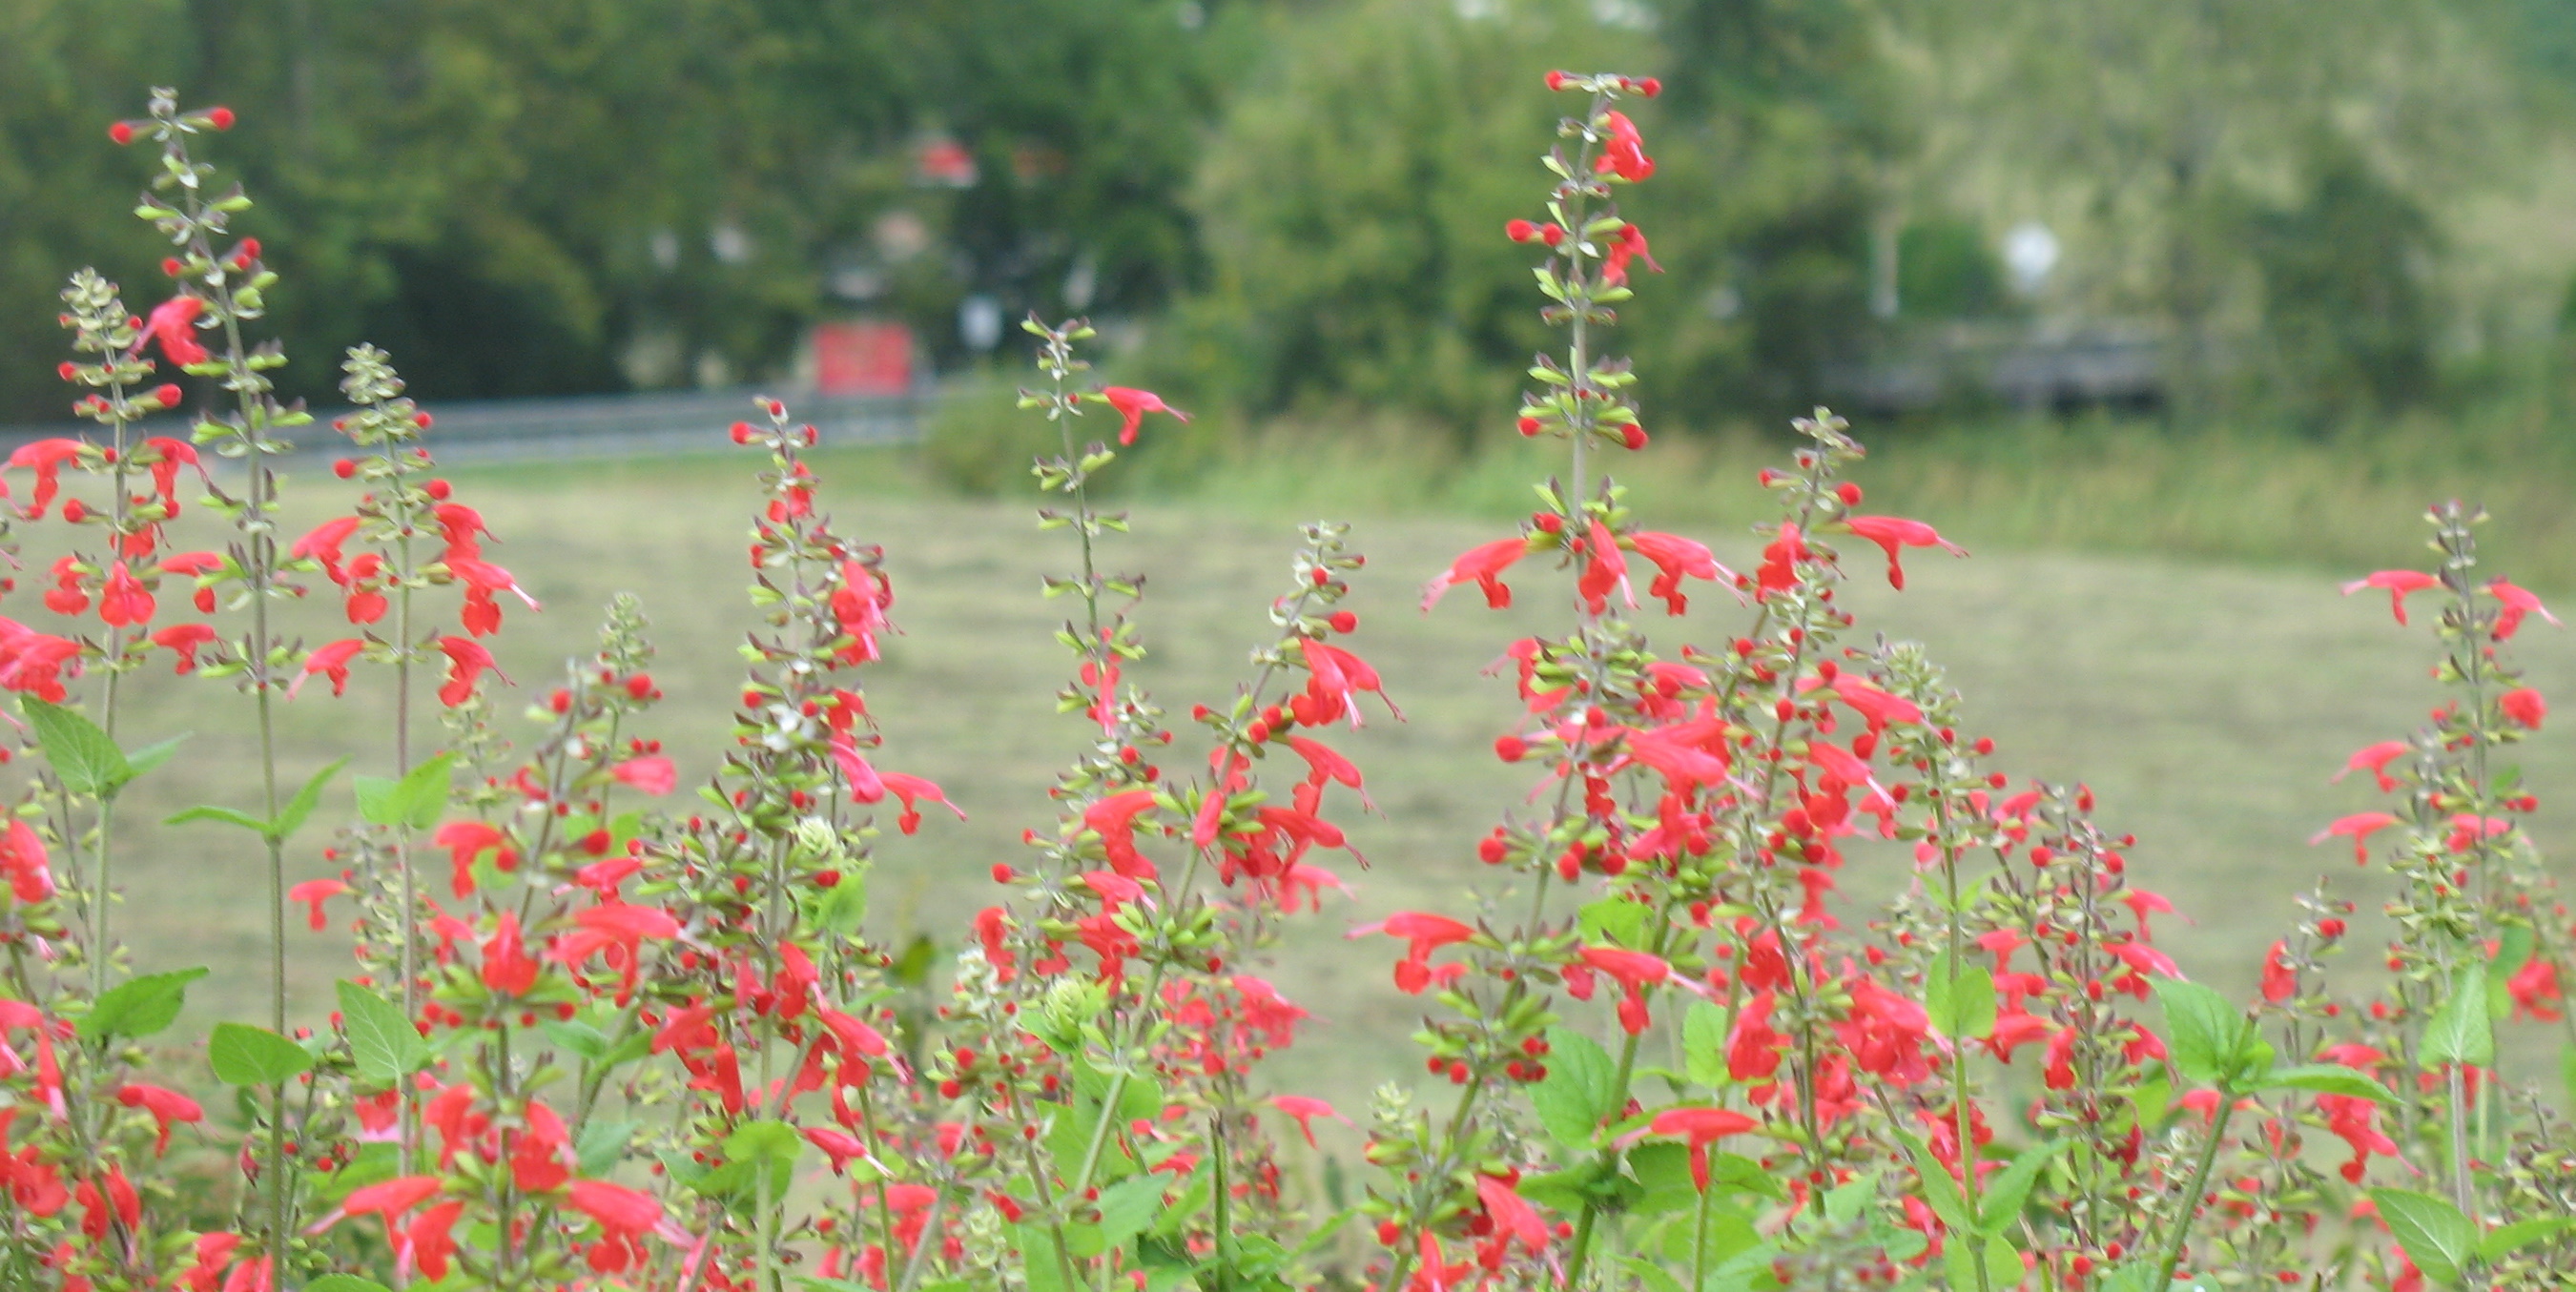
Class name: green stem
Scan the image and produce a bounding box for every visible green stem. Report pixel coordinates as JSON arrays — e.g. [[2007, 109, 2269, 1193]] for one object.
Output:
[[2152, 1091, 2237, 1290]]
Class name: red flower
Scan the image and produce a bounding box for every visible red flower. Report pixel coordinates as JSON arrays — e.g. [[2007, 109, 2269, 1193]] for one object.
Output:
[[552, 903, 682, 1002], [1594, 110, 1654, 181], [1577, 945, 1689, 1035], [140, 437, 203, 512], [1756, 522, 1808, 593], [880, 770, 964, 834], [1, 818, 55, 905], [1352, 912, 1475, 994], [139, 296, 209, 366], [1473, 1174, 1548, 1264], [1844, 516, 1966, 590], [1082, 789, 1163, 880], [2310, 811, 2399, 865], [2502, 687, 2545, 729], [1644, 1106, 1759, 1191], [1726, 991, 1783, 1080], [1293, 638, 1399, 728], [1269, 1095, 1348, 1147], [436, 635, 505, 707], [2486, 579, 2558, 639], [2334, 740, 2409, 792], [159, 550, 224, 612], [2341, 569, 2437, 625], [567, 1179, 664, 1274], [6, 440, 85, 519], [287, 878, 348, 932], [2320, 1094, 2397, 1182], [446, 554, 538, 635], [1422, 538, 1529, 611], [114, 1084, 203, 1156], [1630, 531, 1733, 615], [2505, 957, 2562, 1021], [291, 516, 361, 584], [0, 619, 82, 703], [1100, 387, 1189, 447], [608, 754, 677, 796], [481, 912, 540, 995], [407, 1201, 464, 1282], [2260, 940, 2297, 1003], [1599, 222, 1659, 287], [98, 561, 154, 626], [292, 639, 366, 699], [1577, 518, 1629, 613], [431, 821, 513, 896]]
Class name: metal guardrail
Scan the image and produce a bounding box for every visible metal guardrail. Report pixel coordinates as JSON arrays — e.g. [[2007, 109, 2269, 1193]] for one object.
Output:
[[0, 385, 934, 463]]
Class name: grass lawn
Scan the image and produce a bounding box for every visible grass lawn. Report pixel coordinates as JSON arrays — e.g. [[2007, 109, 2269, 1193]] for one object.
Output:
[[62, 441, 2576, 1105]]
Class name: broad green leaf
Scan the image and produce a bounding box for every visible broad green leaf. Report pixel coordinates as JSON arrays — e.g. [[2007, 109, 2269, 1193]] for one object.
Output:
[[1515, 1167, 1595, 1214], [209, 1022, 315, 1086], [1681, 1000, 1730, 1087], [1017, 1222, 1070, 1292], [306, 1279, 394, 1292], [2370, 1188, 2475, 1285], [124, 733, 191, 779], [80, 966, 208, 1042], [1530, 1026, 1617, 1147], [1925, 952, 1997, 1040], [24, 699, 134, 797], [393, 752, 457, 830], [336, 980, 426, 1083], [577, 1120, 633, 1178], [541, 1017, 611, 1061], [1893, 1127, 1972, 1231], [165, 804, 271, 833], [2479, 1216, 2575, 1261], [2259, 1063, 2397, 1104], [271, 757, 351, 843], [2151, 978, 2244, 1087], [1823, 1173, 1876, 1225], [1093, 1174, 1166, 1254], [352, 775, 402, 827], [1977, 1141, 2062, 1236], [2133, 1073, 2173, 1128], [1619, 1255, 1686, 1292], [2421, 964, 2494, 1070], [1577, 897, 1651, 950], [811, 869, 870, 935], [726, 1118, 803, 1163]]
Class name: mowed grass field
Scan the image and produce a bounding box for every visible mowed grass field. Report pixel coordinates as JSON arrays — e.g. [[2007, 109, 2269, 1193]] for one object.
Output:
[[63, 441, 2576, 1103]]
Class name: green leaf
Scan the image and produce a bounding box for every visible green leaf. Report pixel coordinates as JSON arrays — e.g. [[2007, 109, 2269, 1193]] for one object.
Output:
[[1893, 1127, 1971, 1231], [271, 757, 351, 843], [23, 699, 134, 797], [1577, 898, 1651, 950], [1925, 953, 1998, 1041], [727, 1118, 803, 1163], [209, 1022, 315, 1086], [1682, 1000, 1730, 1087], [1530, 1026, 1617, 1147], [305, 1279, 394, 1292], [1619, 1255, 1686, 1292], [541, 1017, 611, 1061], [81, 967, 209, 1042], [1018, 1222, 1070, 1292], [393, 752, 457, 830], [1516, 1166, 1596, 1214], [164, 804, 272, 833], [1093, 1174, 1166, 1254], [2421, 963, 2495, 1070], [2370, 1188, 2474, 1285], [124, 733, 191, 779], [2479, 1216, 2575, 1261], [336, 980, 426, 1083], [577, 1120, 633, 1178], [2151, 978, 2245, 1087], [352, 776, 402, 827], [812, 873, 870, 935], [2259, 1063, 2397, 1104], [1977, 1141, 2061, 1236]]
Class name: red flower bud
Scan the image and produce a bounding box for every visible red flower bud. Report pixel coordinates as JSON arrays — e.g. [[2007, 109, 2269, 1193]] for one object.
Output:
[[1506, 219, 1539, 242], [333, 459, 358, 480], [1516, 416, 1542, 437], [63, 499, 88, 523], [1545, 71, 1570, 92], [56, 362, 78, 382], [1539, 223, 1566, 246], [1494, 735, 1527, 763], [1328, 610, 1358, 633], [206, 107, 236, 131], [161, 257, 184, 277], [109, 121, 135, 145], [1637, 77, 1662, 97], [1837, 482, 1863, 504], [1620, 424, 1647, 450], [424, 479, 451, 500], [153, 384, 181, 407]]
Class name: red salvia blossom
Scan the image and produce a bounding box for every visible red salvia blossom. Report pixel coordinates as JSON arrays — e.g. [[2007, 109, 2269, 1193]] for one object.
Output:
[[1099, 386, 1187, 446], [2342, 568, 2439, 625], [1842, 515, 1967, 590]]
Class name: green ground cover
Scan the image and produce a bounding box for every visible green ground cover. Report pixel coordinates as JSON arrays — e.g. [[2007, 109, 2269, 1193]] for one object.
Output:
[[75, 441, 2576, 1105]]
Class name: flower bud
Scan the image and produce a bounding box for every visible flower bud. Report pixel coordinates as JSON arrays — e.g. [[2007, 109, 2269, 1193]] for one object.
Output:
[[153, 383, 181, 407], [1329, 610, 1358, 632], [1494, 734, 1527, 763], [207, 107, 236, 130], [731, 420, 755, 444], [1540, 223, 1565, 246], [109, 121, 135, 145], [1505, 218, 1539, 242], [424, 479, 452, 500], [55, 362, 77, 382], [1837, 482, 1864, 504], [1545, 70, 1570, 91], [63, 499, 88, 523], [1516, 416, 1542, 437], [1620, 424, 1648, 450], [161, 257, 184, 277], [1638, 77, 1662, 97]]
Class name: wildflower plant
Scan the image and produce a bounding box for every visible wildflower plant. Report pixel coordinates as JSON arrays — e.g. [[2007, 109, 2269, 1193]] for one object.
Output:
[[0, 75, 2565, 1292]]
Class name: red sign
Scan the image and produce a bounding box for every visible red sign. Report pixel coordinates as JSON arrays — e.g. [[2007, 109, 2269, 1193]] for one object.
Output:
[[813, 321, 914, 396]]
